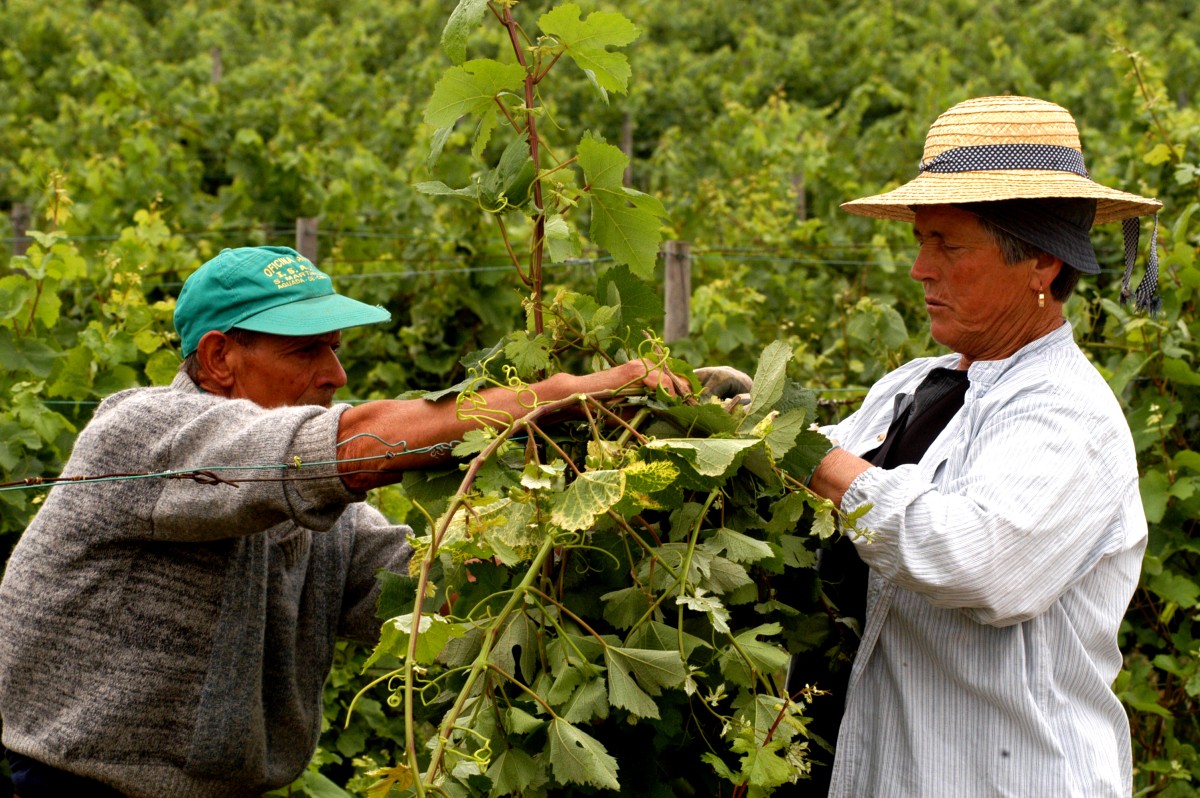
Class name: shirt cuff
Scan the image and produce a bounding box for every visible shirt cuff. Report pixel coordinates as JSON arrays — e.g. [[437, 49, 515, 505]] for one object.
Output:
[[838, 463, 931, 576], [285, 404, 364, 518]]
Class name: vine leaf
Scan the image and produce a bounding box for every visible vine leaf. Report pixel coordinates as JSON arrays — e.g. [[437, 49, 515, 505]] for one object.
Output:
[[595, 262, 661, 330], [441, 0, 491, 65], [480, 498, 541, 567], [701, 752, 737, 783], [547, 664, 584, 703], [363, 613, 465, 670], [702, 554, 754, 595], [436, 499, 523, 562], [658, 403, 740, 436], [765, 493, 808, 537], [507, 706, 545, 735], [677, 591, 732, 634], [746, 340, 793, 424], [810, 501, 836, 540], [623, 459, 679, 493], [705, 527, 775, 565], [604, 655, 661, 718], [779, 429, 834, 482], [779, 534, 818, 569], [1141, 470, 1171, 523], [1174, 450, 1200, 473], [560, 675, 610, 723], [538, 3, 641, 100], [545, 214, 582, 262], [0, 276, 35, 320], [491, 611, 539, 682], [417, 369, 490, 402], [504, 331, 552, 376], [0, 423, 40, 471], [718, 623, 792, 687], [486, 747, 546, 795], [577, 132, 667, 278], [374, 569, 421, 620], [452, 428, 494, 458], [747, 694, 800, 739], [764, 409, 810, 459], [645, 438, 760, 477], [608, 647, 687, 694], [627, 620, 711, 660], [599, 585, 653, 630], [521, 463, 558, 490], [427, 125, 453, 169], [545, 718, 620, 790], [363, 764, 415, 798], [1147, 571, 1200, 608], [480, 136, 537, 210], [413, 180, 479, 200], [551, 469, 625, 531], [0, 330, 61, 378], [423, 58, 526, 130], [730, 730, 795, 789]]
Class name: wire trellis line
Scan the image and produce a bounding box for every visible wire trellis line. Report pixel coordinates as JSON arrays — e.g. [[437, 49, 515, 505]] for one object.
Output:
[[0, 438, 461, 493], [34, 386, 876, 410]]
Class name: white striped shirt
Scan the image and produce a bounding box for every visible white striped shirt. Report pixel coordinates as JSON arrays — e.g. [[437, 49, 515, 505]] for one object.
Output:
[[826, 323, 1145, 797]]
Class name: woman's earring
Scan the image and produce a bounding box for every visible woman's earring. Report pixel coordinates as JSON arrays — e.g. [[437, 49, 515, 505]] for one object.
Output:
[[1038, 290, 1046, 308]]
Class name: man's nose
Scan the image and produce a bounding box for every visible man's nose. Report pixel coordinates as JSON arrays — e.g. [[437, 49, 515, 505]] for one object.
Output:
[[318, 348, 348, 389]]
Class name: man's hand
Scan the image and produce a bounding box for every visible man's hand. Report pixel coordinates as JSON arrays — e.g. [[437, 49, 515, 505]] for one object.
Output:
[[608, 358, 691, 398], [695, 365, 752, 409]]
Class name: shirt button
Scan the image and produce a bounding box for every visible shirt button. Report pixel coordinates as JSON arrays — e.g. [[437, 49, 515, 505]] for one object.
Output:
[[876, 432, 886, 441]]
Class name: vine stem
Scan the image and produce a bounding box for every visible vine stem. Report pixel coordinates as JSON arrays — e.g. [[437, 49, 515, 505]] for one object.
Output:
[[488, 662, 557, 714], [527, 420, 582, 476], [23, 281, 43, 337], [526, 585, 610, 646], [533, 50, 564, 83], [494, 214, 530, 286], [590, 400, 651, 446], [422, 533, 558, 786], [537, 154, 577, 181], [676, 489, 721, 653], [500, 4, 546, 334], [409, 386, 644, 787], [731, 694, 803, 798], [1121, 46, 1177, 161], [21, 172, 67, 338], [408, 407, 544, 795]]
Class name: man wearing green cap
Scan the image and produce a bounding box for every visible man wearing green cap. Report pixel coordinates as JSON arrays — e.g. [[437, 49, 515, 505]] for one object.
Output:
[[0, 246, 683, 797]]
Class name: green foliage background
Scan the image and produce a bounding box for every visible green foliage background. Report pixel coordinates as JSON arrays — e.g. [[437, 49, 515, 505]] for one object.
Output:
[[1, 0, 1197, 795]]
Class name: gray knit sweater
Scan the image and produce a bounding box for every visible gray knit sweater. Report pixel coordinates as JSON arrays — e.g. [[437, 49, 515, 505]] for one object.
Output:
[[0, 371, 412, 797]]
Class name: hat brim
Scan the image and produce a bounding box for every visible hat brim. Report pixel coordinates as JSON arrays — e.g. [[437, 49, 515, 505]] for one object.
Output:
[[842, 170, 1162, 225], [233, 292, 390, 338]]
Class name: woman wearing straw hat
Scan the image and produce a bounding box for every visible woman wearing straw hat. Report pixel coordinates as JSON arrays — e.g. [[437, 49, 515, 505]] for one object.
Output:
[[803, 96, 1159, 797]]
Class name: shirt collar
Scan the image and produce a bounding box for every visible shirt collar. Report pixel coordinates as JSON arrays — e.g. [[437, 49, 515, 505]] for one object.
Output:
[[172, 367, 204, 394], [965, 320, 1075, 388]]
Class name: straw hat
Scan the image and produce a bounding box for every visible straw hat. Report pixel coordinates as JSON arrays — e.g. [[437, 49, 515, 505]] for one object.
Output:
[[842, 95, 1162, 225]]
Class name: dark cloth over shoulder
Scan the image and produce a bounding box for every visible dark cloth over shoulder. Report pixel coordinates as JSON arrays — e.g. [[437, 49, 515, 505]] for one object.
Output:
[[782, 367, 968, 794]]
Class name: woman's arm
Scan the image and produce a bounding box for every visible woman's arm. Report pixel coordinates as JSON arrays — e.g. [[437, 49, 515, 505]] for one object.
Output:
[[808, 448, 875, 508]]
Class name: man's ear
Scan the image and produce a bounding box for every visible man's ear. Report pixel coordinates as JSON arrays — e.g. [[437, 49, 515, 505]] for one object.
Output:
[[194, 330, 237, 396]]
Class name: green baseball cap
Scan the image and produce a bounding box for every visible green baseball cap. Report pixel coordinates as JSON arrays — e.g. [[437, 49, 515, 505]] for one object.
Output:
[[175, 246, 390, 357]]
